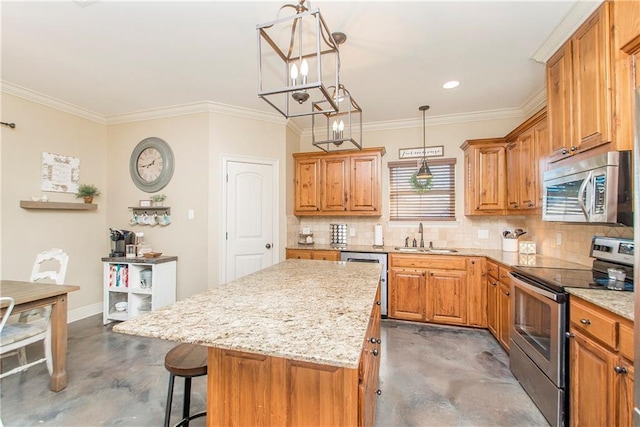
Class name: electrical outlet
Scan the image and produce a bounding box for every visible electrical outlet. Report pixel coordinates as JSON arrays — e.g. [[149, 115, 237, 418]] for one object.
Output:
[[478, 229, 489, 239], [556, 233, 562, 246], [188, 209, 195, 220], [349, 227, 356, 237]]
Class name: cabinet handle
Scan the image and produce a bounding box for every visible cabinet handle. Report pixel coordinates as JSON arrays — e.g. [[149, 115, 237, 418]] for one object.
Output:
[[372, 349, 379, 357], [511, 203, 518, 208], [562, 149, 568, 155], [471, 260, 475, 265], [491, 281, 498, 286], [566, 332, 575, 338], [528, 202, 534, 208], [376, 389, 382, 396], [614, 366, 628, 374], [580, 319, 591, 325], [376, 301, 381, 306], [430, 272, 434, 276], [500, 274, 507, 279], [505, 291, 510, 296], [370, 337, 381, 344], [570, 146, 577, 152]]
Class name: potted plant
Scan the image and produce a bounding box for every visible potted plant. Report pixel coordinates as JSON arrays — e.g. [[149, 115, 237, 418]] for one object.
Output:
[[151, 193, 167, 207], [76, 183, 101, 204]]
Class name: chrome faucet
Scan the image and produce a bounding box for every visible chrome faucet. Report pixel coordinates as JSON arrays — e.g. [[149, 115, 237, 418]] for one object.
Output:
[[418, 222, 424, 248], [429, 241, 434, 250]]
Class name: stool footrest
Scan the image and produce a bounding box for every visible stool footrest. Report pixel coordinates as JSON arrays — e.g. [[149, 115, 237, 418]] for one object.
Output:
[[173, 411, 206, 427]]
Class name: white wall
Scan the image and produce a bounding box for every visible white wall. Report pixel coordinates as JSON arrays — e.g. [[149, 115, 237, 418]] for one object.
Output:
[[1, 93, 108, 318]]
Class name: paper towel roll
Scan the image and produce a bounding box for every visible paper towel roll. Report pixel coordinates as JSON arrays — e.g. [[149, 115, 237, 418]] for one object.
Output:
[[374, 224, 384, 246]]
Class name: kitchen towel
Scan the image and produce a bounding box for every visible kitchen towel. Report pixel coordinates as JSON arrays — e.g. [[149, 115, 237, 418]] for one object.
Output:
[[374, 224, 384, 246]]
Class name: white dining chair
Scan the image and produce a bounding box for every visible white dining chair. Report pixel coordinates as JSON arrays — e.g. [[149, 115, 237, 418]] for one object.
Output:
[[0, 295, 51, 378]]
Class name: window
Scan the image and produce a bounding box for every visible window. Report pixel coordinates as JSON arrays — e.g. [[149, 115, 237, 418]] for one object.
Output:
[[389, 158, 456, 221]]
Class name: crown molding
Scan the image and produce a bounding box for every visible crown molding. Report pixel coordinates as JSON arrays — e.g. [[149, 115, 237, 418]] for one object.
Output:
[[1, 80, 107, 124], [532, 0, 604, 64], [106, 101, 286, 126], [521, 86, 547, 117]]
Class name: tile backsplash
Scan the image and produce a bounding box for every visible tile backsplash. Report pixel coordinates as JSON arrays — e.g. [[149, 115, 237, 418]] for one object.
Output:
[[287, 215, 632, 267]]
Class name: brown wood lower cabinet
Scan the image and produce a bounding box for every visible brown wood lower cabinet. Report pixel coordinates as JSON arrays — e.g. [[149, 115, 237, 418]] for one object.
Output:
[[388, 254, 486, 328], [285, 249, 341, 261], [486, 260, 511, 352], [569, 296, 634, 427], [207, 285, 381, 427]]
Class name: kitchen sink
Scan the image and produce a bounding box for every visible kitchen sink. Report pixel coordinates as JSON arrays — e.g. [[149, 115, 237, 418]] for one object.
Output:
[[393, 247, 458, 254], [394, 247, 425, 252]]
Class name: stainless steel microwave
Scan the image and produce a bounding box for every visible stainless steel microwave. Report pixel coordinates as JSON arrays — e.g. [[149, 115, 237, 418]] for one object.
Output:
[[542, 151, 632, 225]]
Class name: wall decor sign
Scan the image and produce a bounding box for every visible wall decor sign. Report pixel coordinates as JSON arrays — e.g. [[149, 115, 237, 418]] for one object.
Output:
[[41, 152, 80, 193], [399, 145, 444, 159]]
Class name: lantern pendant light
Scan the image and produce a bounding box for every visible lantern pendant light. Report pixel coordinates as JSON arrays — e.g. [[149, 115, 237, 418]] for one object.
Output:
[[256, 0, 340, 118], [416, 105, 433, 179], [312, 83, 362, 152]]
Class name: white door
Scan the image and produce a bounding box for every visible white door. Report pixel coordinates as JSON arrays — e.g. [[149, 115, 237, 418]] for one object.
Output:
[[224, 159, 277, 282]]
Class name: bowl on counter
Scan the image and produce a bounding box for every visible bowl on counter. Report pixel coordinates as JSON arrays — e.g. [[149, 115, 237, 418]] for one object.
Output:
[[114, 301, 128, 312]]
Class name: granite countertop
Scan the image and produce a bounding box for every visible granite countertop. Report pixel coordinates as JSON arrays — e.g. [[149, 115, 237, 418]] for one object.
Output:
[[567, 288, 634, 321], [113, 259, 381, 369], [101, 255, 178, 264], [288, 244, 590, 270]]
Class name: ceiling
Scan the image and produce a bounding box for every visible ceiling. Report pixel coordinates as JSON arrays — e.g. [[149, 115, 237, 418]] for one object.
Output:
[[1, 1, 599, 127]]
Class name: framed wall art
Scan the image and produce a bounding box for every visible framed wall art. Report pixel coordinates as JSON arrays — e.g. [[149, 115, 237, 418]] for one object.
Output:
[[41, 152, 80, 193]]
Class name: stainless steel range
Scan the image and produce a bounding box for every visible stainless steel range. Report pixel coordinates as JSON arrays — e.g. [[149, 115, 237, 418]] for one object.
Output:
[[509, 236, 634, 427]]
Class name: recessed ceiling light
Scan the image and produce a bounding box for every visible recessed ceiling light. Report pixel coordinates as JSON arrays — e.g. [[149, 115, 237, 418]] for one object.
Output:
[[443, 81, 460, 89]]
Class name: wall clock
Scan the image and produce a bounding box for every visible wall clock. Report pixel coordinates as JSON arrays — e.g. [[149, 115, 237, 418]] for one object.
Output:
[[129, 137, 175, 193]]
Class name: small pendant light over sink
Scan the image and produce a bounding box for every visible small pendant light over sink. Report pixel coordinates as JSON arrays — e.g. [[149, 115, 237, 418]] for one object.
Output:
[[416, 105, 433, 179]]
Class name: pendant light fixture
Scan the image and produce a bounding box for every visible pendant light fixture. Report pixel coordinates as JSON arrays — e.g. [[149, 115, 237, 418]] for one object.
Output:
[[256, 0, 340, 118], [416, 105, 433, 179], [311, 83, 362, 152]]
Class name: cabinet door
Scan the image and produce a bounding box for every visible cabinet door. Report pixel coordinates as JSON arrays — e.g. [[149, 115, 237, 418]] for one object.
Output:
[[614, 357, 634, 427], [547, 41, 574, 162], [506, 141, 519, 209], [294, 158, 321, 213], [486, 278, 498, 338], [517, 129, 537, 209], [321, 157, 349, 212], [388, 268, 426, 321], [572, 4, 612, 152], [426, 269, 467, 326], [569, 330, 615, 427], [466, 257, 486, 327], [286, 249, 313, 260], [349, 154, 380, 213], [497, 281, 511, 351], [476, 145, 506, 212], [533, 117, 549, 208]]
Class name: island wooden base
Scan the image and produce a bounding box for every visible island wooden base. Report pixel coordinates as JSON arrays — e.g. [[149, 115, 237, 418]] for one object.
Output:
[[206, 286, 381, 427], [207, 348, 359, 426]]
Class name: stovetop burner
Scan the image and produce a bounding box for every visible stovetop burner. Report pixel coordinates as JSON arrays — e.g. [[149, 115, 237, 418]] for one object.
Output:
[[512, 236, 634, 293]]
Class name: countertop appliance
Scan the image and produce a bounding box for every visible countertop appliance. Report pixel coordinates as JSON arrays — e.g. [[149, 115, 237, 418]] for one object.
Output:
[[109, 228, 134, 257], [542, 150, 632, 225], [509, 236, 634, 427], [340, 250, 388, 317]]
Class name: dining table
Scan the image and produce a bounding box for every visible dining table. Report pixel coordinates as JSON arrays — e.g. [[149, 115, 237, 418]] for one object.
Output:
[[0, 280, 80, 392]]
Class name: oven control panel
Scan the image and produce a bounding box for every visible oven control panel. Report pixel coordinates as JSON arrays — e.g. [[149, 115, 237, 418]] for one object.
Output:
[[590, 236, 634, 266]]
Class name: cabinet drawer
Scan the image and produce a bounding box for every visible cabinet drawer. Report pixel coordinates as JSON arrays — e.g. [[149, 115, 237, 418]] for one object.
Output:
[[570, 298, 617, 349], [498, 266, 511, 282], [486, 260, 499, 280], [390, 254, 466, 270], [619, 322, 634, 361]]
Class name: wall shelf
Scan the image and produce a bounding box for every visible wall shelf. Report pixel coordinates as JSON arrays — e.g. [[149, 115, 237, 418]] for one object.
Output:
[[20, 200, 97, 210], [129, 206, 171, 215]]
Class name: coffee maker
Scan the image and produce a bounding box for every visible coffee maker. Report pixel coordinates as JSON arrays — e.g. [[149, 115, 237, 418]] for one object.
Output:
[[109, 228, 134, 257]]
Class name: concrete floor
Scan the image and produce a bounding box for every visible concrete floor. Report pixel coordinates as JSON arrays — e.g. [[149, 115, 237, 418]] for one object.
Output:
[[0, 315, 549, 426]]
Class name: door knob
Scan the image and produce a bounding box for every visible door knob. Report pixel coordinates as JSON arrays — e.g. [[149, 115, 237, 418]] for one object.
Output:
[[265, 243, 272, 249]]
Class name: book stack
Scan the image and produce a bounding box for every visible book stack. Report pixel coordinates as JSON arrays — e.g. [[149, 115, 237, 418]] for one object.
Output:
[[109, 264, 129, 288]]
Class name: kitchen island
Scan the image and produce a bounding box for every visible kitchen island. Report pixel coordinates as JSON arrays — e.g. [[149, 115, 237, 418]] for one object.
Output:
[[114, 259, 382, 426]]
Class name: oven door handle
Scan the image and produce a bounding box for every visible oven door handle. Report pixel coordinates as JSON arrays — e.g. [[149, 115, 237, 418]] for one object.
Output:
[[510, 273, 562, 302]]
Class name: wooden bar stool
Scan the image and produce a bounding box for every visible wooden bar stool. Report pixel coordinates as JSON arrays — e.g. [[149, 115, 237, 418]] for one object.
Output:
[[164, 343, 207, 427]]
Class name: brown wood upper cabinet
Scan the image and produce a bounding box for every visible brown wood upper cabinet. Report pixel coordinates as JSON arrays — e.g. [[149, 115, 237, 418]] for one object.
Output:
[[293, 148, 384, 216], [505, 109, 548, 212], [461, 138, 507, 216], [547, 3, 613, 163]]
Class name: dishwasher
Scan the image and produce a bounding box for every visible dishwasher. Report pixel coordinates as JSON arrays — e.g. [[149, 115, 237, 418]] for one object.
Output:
[[340, 251, 388, 318]]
